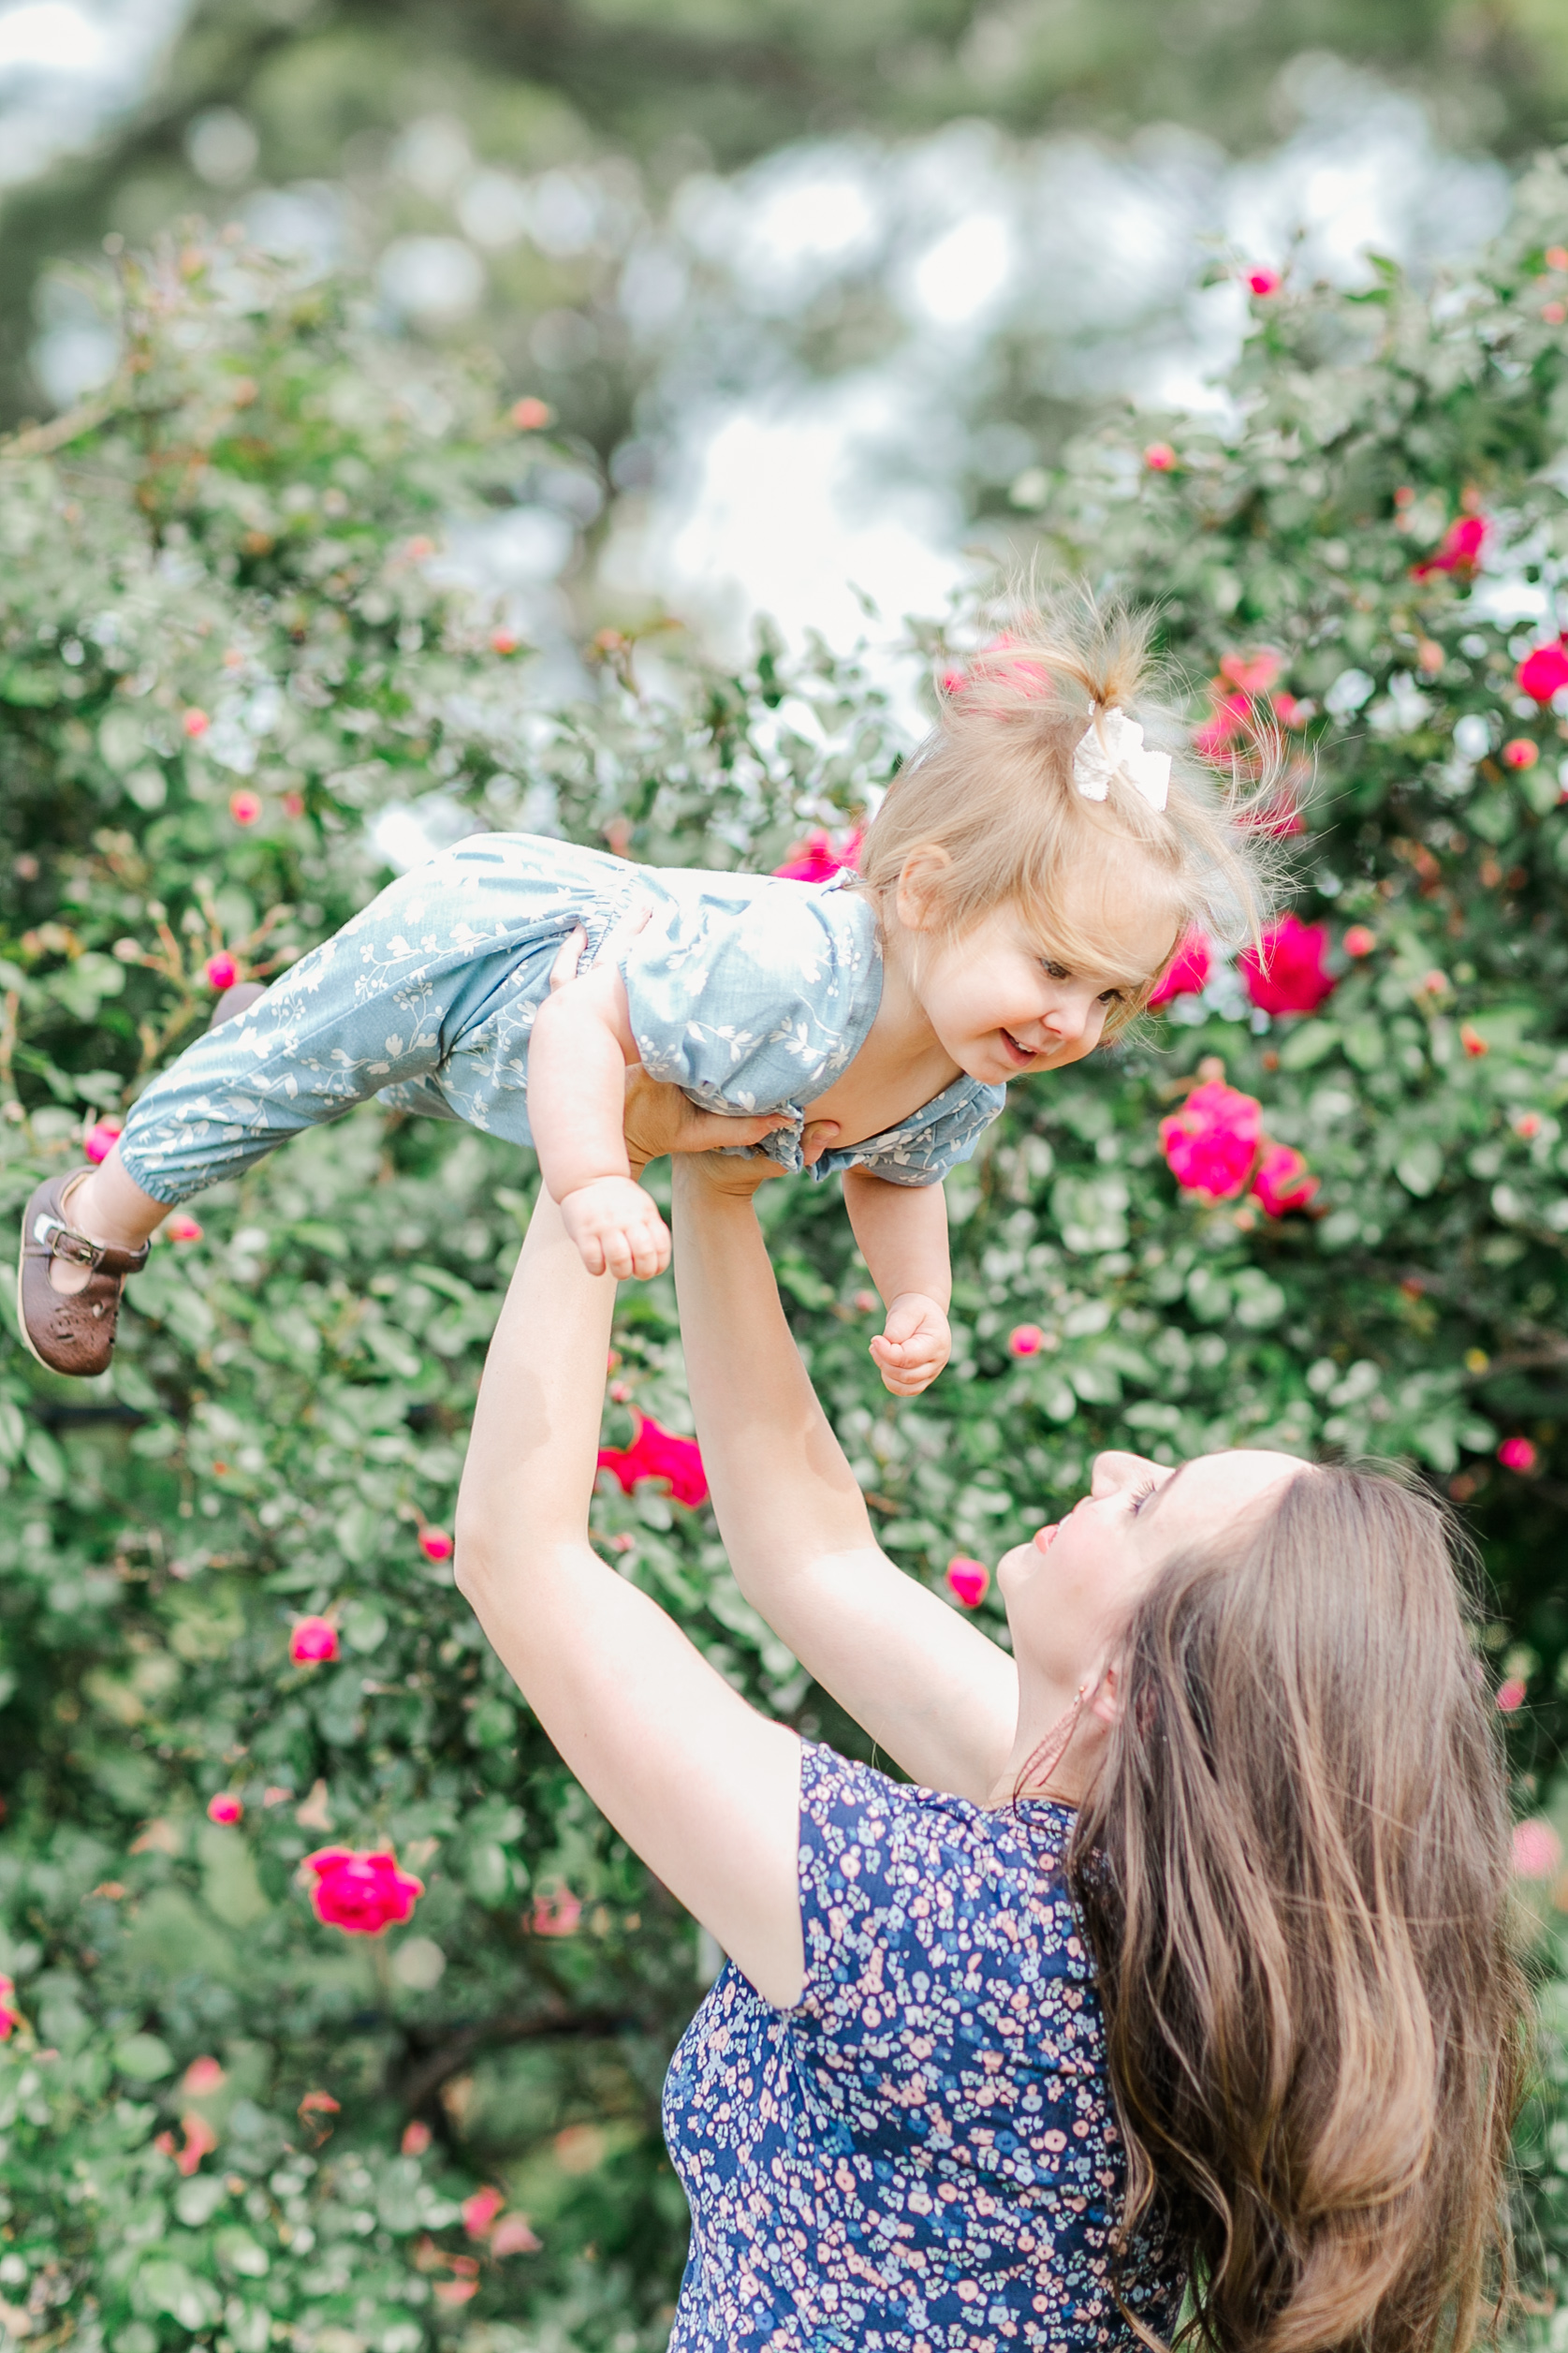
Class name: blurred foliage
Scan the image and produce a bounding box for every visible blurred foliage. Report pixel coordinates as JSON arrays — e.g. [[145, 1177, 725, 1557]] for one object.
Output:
[[7, 161, 1568, 2343], [8, 0, 1568, 423]]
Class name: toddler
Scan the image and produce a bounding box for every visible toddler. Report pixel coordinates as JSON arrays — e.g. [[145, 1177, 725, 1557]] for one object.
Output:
[[19, 610, 1255, 1397]]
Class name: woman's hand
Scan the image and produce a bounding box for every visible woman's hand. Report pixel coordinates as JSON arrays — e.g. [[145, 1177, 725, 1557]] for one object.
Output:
[[620, 1066, 788, 1178]]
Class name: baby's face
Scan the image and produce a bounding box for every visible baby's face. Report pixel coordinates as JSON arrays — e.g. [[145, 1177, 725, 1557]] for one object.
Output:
[[910, 892, 1163, 1087]]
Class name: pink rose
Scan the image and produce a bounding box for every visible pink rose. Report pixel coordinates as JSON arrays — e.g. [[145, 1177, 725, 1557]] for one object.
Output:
[[1193, 689, 1252, 761], [510, 397, 552, 432], [289, 1615, 339, 1665], [772, 827, 863, 884], [206, 1793, 242, 1825], [530, 1889, 581, 1937], [83, 1115, 124, 1165], [1245, 267, 1282, 296], [183, 2055, 226, 2096], [1251, 1142, 1319, 1218], [597, 1412, 708, 1509], [491, 2213, 543, 2257], [228, 790, 263, 826], [1007, 1325, 1045, 1357], [0, 1976, 22, 2040], [418, 1528, 453, 1563], [1498, 1436, 1537, 1474], [1148, 931, 1211, 1008], [1496, 1677, 1527, 1713], [1517, 639, 1568, 703], [945, 1558, 989, 1610], [1142, 441, 1177, 472], [303, 1847, 424, 1936], [205, 951, 239, 991], [462, 2186, 506, 2239], [1158, 1080, 1262, 1201], [183, 708, 210, 738], [1238, 914, 1335, 1016], [174, 2112, 218, 2176], [1502, 738, 1539, 769], [167, 1213, 203, 1243], [1219, 649, 1282, 695], [402, 2121, 432, 2155], [1342, 925, 1376, 959], [1411, 514, 1487, 581], [1513, 1817, 1562, 1879]]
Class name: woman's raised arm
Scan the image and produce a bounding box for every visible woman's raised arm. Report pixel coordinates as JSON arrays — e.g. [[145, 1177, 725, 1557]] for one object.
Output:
[[454, 1165, 804, 2007], [671, 1154, 1018, 1802]]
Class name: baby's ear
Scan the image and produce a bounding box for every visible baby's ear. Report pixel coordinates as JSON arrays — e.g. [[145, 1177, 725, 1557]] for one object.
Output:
[[894, 844, 953, 933]]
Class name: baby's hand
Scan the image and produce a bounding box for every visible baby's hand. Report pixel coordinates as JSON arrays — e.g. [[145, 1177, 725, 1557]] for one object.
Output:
[[560, 1176, 670, 1281], [869, 1291, 951, 1398]]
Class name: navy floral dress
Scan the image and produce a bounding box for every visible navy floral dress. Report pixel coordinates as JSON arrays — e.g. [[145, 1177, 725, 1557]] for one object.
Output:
[[662, 1743, 1182, 2353]]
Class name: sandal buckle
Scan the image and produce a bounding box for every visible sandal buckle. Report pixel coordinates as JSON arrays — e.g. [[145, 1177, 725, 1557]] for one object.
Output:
[[40, 1220, 100, 1271]]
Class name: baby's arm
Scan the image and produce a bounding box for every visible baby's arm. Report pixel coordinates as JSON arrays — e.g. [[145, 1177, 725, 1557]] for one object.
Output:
[[841, 1167, 952, 1398], [529, 950, 668, 1280]]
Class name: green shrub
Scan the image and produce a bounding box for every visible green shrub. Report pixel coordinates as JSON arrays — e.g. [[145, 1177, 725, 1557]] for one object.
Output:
[[6, 176, 1568, 2345]]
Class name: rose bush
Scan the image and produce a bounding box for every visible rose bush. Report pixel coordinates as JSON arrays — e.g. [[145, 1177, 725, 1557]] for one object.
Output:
[[6, 174, 1568, 2344]]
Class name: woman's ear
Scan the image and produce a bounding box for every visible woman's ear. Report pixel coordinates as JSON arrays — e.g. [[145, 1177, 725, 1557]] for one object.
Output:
[[894, 845, 953, 934], [1085, 1662, 1121, 1728]]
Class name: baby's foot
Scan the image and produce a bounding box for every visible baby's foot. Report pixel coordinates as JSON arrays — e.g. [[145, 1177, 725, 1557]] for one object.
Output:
[[17, 1169, 151, 1376]]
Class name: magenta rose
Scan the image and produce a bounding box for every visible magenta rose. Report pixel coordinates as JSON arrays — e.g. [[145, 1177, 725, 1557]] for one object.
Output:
[[303, 1847, 424, 1936], [596, 1412, 708, 1509], [1251, 1142, 1320, 1218], [1159, 1081, 1262, 1200], [1517, 639, 1568, 703], [1149, 930, 1211, 1008], [1238, 914, 1335, 1016]]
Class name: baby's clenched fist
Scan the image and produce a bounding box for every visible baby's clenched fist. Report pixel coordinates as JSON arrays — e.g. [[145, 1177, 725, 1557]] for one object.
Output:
[[868, 1291, 951, 1398], [559, 1175, 670, 1280]]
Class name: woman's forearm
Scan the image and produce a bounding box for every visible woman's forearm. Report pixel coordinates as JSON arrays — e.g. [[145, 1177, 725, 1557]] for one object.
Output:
[[671, 1160, 1018, 1799]]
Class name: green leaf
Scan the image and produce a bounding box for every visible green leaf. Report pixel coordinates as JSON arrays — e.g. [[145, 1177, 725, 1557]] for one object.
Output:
[[1396, 1139, 1443, 1198], [114, 2032, 174, 2081], [1279, 1021, 1338, 1071]]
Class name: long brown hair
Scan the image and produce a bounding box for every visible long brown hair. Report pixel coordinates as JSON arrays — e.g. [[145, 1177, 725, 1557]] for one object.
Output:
[[1067, 1463, 1529, 2353]]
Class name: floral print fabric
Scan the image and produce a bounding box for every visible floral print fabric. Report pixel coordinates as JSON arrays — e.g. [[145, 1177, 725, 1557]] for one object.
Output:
[[118, 833, 1004, 1205], [663, 1743, 1182, 2353]]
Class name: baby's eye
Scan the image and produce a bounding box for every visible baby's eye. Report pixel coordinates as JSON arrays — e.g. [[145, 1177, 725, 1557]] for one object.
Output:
[[1097, 986, 1123, 1007], [1042, 959, 1070, 980]]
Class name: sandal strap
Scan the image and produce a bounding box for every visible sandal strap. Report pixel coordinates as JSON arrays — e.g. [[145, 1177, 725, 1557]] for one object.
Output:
[[32, 1211, 150, 1278]]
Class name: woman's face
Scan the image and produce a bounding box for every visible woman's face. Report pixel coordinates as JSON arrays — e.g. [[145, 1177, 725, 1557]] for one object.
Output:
[[997, 1448, 1304, 1700]]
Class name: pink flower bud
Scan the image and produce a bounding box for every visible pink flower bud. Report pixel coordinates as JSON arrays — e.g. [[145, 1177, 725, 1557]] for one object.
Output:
[[1502, 738, 1539, 769], [491, 629, 521, 654], [1007, 1325, 1045, 1357], [853, 1289, 880, 1313], [462, 2186, 506, 2239], [1245, 268, 1282, 296], [402, 2121, 432, 2155], [945, 1557, 989, 1610], [1142, 442, 1176, 472], [1517, 640, 1568, 702], [1513, 1817, 1561, 1879], [1496, 1676, 1528, 1713], [418, 1529, 454, 1563], [1342, 925, 1377, 958], [83, 1115, 124, 1165], [1461, 1025, 1488, 1058], [282, 790, 305, 818], [289, 1615, 339, 1665], [167, 1213, 203, 1243], [608, 1380, 631, 1404], [510, 398, 552, 432], [206, 1793, 242, 1825], [491, 2213, 543, 2257], [228, 789, 263, 826], [205, 951, 239, 991], [0, 1977, 22, 2040], [1545, 302, 1566, 326], [183, 2055, 226, 2096], [183, 708, 210, 738], [1514, 1110, 1544, 1140], [1549, 246, 1568, 272], [1420, 969, 1449, 996], [530, 1889, 581, 1937], [1498, 1436, 1538, 1474]]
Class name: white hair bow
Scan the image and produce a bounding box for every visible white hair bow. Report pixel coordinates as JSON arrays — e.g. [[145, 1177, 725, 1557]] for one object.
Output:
[[1074, 708, 1170, 814]]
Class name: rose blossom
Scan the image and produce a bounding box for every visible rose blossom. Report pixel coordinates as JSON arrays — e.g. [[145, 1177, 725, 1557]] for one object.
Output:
[[530, 1889, 582, 1937], [1342, 926, 1377, 959], [596, 1412, 708, 1509], [510, 397, 552, 431], [1517, 638, 1568, 703], [1149, 931, 1211, 1008], [1251, 1142, 1319, 1218], [289, 1615, 339, 1665], [183, 2056, 226, 2095], [418, 1528, 454, 1563], [1502, 738, 1539, 769], [206, 1793, 242, 1825], [228, 789, 263, 826], [1496, 1677, 1527, 1713], [1512, 1818, 1562, 1880], [1218, 649, 1282, 696], [1245, 268, 1282, 296], [462, 2187, 506, 2239], [205, 951, 239, 991], [183, 708, 210, 738], [1142, 441, 1176, 472], [1007, 1325, 1045, 1357], [167, 1213, 203, 1243], [945, 1558, 989, 1610], [772, 828, 863, 883], [491, 2214, 543, 2257], [403, 2121, 432, 2155], [1411, 514, 1487, 581], [0, 1976, 22, 2040], [83, 1115, 124, 1164], [304, 1847, 424, 1935], [1498, 1436, 1538, 1474], [1159, 1081, 1263, 1201], [1238, 914, 1335, 1016]]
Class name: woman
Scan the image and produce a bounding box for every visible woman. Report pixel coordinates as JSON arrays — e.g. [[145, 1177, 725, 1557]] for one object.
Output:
[[453, 1092, 1527, 2353]]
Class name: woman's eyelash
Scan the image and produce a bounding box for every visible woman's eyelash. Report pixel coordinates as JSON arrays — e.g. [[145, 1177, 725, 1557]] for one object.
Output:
[[1128, 1478, 1159, 1515]]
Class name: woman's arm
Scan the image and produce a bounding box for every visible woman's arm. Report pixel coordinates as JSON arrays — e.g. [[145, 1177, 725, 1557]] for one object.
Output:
[[454, 1164, 805, 2008], [672, 1154, 1018, 1802]]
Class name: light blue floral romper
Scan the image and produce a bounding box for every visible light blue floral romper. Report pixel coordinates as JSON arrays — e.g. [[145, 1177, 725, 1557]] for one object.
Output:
[[118, 835, 1005, 1205], [663, 1743, 1183, 2353]]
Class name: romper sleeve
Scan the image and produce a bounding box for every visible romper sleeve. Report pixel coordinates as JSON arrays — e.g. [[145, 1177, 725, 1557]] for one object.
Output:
[[614, 880, 879, 1118], [813, 1076, 1007, 1190]]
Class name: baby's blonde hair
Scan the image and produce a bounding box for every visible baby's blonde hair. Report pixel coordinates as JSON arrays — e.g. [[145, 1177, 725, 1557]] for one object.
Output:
[[858, 597, 1277, 1031]]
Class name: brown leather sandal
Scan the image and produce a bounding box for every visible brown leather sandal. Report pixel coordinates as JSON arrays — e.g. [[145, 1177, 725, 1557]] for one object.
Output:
[[16, 1169, 151, 1378]]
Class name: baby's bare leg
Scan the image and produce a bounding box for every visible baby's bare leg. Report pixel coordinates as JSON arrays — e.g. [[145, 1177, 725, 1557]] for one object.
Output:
[[47, 1148, 169, 1295]]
